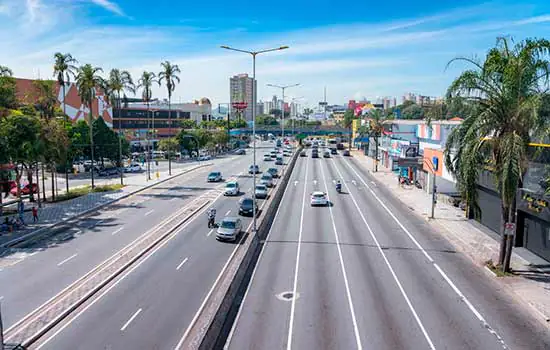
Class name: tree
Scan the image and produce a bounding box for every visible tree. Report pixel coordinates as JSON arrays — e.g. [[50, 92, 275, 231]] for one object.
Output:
[[137, 71, 159, 179], [75, 64, 105, 188], [33, 80, 57, 119], [444, 37, 550, 272], [256, 114, 279, 125], [158, 137, 179, 157], [0, 65, 13, 77], [303, 108, 314, 118], [39, 118, 69, 200], [159, 61, 181, 175], [0, 76, 17, 113], [401, 103, 424, 119], [231, 119, 247, 128], [343, 109, 356, 149], [53, 53, 78, 123], [180, 119, 197, 129], [367, 108, 391, 172], [107, 68, 135, 184]]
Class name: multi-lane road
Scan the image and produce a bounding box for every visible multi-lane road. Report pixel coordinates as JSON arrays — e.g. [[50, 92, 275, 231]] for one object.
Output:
[[226, 151, 550, 350]]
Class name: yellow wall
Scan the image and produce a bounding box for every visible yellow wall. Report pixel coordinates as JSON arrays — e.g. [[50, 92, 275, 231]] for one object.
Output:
[[352, 119, 361, 140]]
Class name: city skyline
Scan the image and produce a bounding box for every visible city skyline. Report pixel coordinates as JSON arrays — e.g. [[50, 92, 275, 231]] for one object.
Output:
[[1, 1, 549, 107]]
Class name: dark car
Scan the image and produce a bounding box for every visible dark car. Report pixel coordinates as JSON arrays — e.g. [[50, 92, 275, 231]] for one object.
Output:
[[98, 167, 119, 176], [323, 151, 330, 158], [267, 168, 279, 178], [330, 148, 338, 155], [249, 165, 260, 174], [300, 151, 307, 157], [337, 143, 345, 150], [343, 150, 351, 156], [311, 149, 319, 158], [239, 197, 257, 216]]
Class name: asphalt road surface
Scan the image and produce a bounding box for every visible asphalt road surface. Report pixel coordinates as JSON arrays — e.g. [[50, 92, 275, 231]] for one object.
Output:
[[225, 152, 550, 350], [16, 143, 292, 349]]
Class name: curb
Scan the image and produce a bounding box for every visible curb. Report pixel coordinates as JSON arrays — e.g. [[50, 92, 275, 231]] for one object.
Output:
[[0, 162, 213, 250]]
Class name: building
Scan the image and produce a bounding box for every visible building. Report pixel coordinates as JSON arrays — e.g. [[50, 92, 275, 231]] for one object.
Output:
[[263, 100, 273, 115], [112, 98, 212, 148], [256, 102, 264, 116], [230, 74, 256, 121], [14, 78, 114, 125]]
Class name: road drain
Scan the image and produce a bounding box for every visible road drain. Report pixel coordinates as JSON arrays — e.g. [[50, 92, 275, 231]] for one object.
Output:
[[276, 291, 299, 301]]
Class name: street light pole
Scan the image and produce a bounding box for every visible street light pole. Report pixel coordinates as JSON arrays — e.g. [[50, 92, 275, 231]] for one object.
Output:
[[266, 83, 299, 139], [221, 45, 289, 233], [291, 96, 304, 138]]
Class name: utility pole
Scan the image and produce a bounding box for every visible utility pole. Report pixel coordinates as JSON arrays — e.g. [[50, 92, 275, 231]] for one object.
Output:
[[324, 86, 327, 121]]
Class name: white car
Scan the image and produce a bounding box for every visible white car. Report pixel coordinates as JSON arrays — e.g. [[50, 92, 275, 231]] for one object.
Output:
[[216, 217, 242, 242], [255, 184, 268, 199], [224, 181, 240, 196], [199, 154, 211, 161], [310, 191, 329, 206], [260, 174, 274, 187], [263, 154, 272, 161], [124, 163, 142, 173]]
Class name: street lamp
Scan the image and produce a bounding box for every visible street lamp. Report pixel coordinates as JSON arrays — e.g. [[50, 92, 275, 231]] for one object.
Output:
[[220, 44, 289, 233], [290, 96, 304, 137], [266, 83, 300, 139]]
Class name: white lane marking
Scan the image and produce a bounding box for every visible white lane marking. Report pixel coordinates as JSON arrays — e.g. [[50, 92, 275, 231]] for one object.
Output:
[[57, 254, 78, 267], [144, 209, 154, 216], [0, 296, 4, 301], [170, 197, 178, 201], [319, 161, 362, 349], [225, 156, 301, 349], [112, 227, 124, 235], [370, 181, 377, 186], [174, 163, 284, 350], [225, 210, 231, 216], [342, 158, 508, 348], [120, 308, 142, 331], [294, 180, 298, 186], [286, 155, 310, 350], [176, 258, 189, 271], [28, 252, 39, 257], [36, 193, 222, 350], [351, 180, 357, 186], [331, 159, 436, 350], [207, 229, 214, 237], [313, 180, 317, 185]]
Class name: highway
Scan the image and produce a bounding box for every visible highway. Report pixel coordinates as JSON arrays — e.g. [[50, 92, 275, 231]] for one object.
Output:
[[23, 142, 291, 349], [0, 143, 276, 330], [225, 151, 550, 350]]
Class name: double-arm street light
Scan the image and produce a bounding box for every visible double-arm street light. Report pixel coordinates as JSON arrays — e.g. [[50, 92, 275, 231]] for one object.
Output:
[[266, 83, 300, 139], [290, 96, 304, 136], [220, 45, 289, 233]]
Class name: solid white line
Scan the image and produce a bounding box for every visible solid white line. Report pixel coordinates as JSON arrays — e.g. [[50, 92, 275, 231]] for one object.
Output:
[[111, 227, 124, 235], [342, 158, 509, 347], [331, 159, 436, 350], [207, 229, 214, 237], [319, 161, 362, 349], [286, 155, 309, 350], [0, 296, 4, 301], [57, 254, 78, 267], [176, 258, 189, 270], [36, 197, 219, 350], [144, 209, 154, 216], [170, 197, 178, 201], [224, 158, 300, 349], [120, 308, 142, 331], [225, 210, 231, 216]]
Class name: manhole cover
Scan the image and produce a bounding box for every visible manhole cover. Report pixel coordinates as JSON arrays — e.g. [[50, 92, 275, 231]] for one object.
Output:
[[276, 291, 300, 301]]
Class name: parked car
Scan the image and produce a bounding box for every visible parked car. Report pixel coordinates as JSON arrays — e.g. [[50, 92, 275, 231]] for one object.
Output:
[[198, 154, 211, 161], [249, 164, 260, 174], [124, 163, 142, 173], [255, 184, 268, 199], [267, 168, 279, 178], [9, 183, 38, 197], [234, 149, 246, 155], [224, 181, 240, 196], [260, 174, 274, 187], [216, 217, 242, 242], [207, 171, 222, 182], [238, 197, 257, 216], [343, 150, 351, 156], [300, 151, 307, 157], [98, 167, 119, 176], [310, 191, 329, 206]]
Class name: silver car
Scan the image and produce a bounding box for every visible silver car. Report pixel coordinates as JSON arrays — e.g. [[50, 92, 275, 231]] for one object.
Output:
[[260, 173, 274, 187], [224, 181, 240, 196], [216, 217, 242, 242], [255, 184, 268, 199]]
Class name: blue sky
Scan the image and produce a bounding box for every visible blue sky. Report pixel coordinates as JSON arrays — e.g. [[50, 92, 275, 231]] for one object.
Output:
[[1, 0, 550, 109]]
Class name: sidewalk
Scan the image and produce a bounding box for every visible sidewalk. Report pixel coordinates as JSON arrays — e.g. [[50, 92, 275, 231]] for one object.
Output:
[[351, 150, 550, 325], [0, 161, 203, 248]]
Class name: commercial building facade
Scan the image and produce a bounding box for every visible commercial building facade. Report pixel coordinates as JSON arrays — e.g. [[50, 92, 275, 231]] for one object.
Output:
[[229, 73, 256, 121]]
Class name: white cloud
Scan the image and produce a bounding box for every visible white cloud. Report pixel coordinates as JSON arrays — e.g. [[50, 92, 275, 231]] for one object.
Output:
[[90, 0, 125, 16], [26, 0, 40, 22]]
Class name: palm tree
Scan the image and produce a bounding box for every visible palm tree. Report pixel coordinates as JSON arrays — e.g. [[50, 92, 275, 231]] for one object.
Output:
[[444, 37, 550, 272], [107, 69, 135, 185], [75, 64, 105, 189], [367, 109, 391, 172], [0, 65, 13, 77], [343, 109, 355, 150], [158, 61, 181, 176], [137, 71, 159, 180], [53, 52, 78, 194]]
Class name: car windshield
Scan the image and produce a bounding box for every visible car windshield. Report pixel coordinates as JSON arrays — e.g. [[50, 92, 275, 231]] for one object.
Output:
[[262, 175, 271, 180], [256, 185, 266, 190], [313, 193, 325, 198], [242, 199, 253, 206], [226, 183, 236, 188], [220, 221, 236, 229], [209, 172, 218, 177]]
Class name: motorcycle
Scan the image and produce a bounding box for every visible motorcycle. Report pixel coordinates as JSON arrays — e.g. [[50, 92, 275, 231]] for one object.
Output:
[[336, 183, 342, 193], [208, 216, 216, 228]]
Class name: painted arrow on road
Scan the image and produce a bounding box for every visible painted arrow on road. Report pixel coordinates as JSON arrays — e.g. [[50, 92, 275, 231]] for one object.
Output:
[[294, 181, 299, 186], [352, 180, 357, 186], [313, 180, 317, 185]]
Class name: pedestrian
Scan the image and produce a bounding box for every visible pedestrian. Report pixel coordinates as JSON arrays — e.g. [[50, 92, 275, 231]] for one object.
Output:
[[32, 206, 38, 222]]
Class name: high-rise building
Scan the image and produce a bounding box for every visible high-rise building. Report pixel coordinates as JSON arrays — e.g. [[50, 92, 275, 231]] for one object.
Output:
[[263, 100, 273, 115], [229, 73, 256, 121]]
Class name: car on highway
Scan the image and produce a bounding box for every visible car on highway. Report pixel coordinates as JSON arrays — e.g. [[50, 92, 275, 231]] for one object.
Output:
[[260, 173, 274, 187], [330, 148, 338, 155], [207, 171, 222, 182], [337, 143, 345, 150], [255, 184, 268, 199], [275, 156, 283, 165], [216, 217, 242, 242], [270, 150, 278, 158], [323, 151, 331, 158], [276, 139, 282, 147], [300, 150, 307, 157], [224, 181, 240, 196], [283, 150, 292, 157], [343, 150, 351, 156], [310, 191, 329, 206], [263, 154, 272, 161], [238, 197, 257, 216], [267, 168, 279, 178], [311, 149, 319, 158], [249, 164, 260, 174], [9, 183, 38, 197], [124, 163, 142, 173]]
